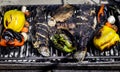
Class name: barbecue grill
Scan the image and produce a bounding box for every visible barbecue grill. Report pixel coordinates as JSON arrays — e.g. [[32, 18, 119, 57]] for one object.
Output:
[[0, 0, 120, 71]]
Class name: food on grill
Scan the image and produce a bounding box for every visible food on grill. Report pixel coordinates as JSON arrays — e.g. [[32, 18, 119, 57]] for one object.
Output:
[[97, 4, 105, 23], [93, 16, 120, 51], [93, 26, 120, 51], [4, 10, 25, 32], [97, 4, 109, 25], [52, 4, 75, 22], [74, 47, 87, 61], [48, 18, 56, 27], [56, 23, 76, 30], [0, 29, 24, 47], [21, 32, 28, 41], [0, 6, 30, 47], [48, 4, 75, 27], [21, 6, 30, 16], [32, 23, 50, 57], [106, 16, 118, 31], [21, 6, 27, 13], [50, 29, 76, 53]]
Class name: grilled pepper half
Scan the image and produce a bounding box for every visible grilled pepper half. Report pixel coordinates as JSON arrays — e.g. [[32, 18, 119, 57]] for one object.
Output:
[[94, 15, 120, 51], [50, 29, 76, 53], [93, 25, 120, 51], [4, 10, 25, 32]]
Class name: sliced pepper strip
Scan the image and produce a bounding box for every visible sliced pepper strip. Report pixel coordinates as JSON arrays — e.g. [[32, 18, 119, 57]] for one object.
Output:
[[7, 37, 24, 47], [98, 4, 104, 23]]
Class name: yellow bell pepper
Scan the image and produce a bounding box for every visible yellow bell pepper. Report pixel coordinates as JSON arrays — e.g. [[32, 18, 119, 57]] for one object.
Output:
[[4, 10, 25, 32], [93, 25, 120, 51]]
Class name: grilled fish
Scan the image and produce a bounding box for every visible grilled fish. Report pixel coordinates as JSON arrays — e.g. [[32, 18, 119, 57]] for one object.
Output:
[[32, 23, 50, 57], [48, 4, 75, 27]]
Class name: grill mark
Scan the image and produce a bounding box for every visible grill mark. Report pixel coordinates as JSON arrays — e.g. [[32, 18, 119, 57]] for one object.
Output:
[[38, 37, 48, 42], [36, 32, 47, 39], [95, 30, 102, 39], [5, 15, 12, 27], [36, 27, 48, 33], [5, 20, 9, 26], [36, 28, 48, 36], [56, 23, 68, 29], [36, 23, 49, 29], [100, 40, 111, 47], [36, 24, 50, 33]]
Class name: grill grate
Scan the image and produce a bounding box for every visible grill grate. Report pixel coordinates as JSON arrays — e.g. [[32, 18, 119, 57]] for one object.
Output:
[[0, 5, 120, 63]]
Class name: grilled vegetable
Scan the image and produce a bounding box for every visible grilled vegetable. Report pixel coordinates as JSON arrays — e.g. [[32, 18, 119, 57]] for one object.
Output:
[[48, 4, 75, 27], [4, 10, 25, 32], [0, 6, 30, 47], [93, 26, 120, 51], [97, 4, 105, 23], [50, 29, 76, 53], [0, 29, 24, 47], [93, 16, 120, 51], [97, 4, 108, 24]]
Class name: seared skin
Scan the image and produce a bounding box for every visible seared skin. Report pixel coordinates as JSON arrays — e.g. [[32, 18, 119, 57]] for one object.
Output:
[[33, 23, 50, 57], [51, 4, 75, 22]]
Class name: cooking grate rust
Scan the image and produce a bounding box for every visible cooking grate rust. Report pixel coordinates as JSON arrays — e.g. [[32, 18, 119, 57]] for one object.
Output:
[[0, 5, 120, 63]]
